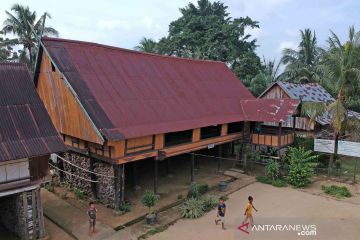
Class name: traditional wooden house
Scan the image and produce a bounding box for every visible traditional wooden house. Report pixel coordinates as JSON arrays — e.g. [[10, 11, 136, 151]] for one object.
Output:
[[259, 81, 336, 135], [34, 37, 298, 209], [0, 63, 65, 239]]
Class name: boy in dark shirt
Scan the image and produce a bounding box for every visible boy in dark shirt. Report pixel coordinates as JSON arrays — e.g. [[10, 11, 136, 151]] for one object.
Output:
[[215, 197, 226, 230], [87, 202, 98, 235]]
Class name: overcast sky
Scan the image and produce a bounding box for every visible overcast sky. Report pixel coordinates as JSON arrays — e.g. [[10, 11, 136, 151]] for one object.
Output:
[[1, 0, 360, 61]]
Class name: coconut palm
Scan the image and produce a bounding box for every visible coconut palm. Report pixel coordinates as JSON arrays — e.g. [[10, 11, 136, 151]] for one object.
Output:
[[280, 29, 324, 83], [2, 4, 58, 67], [302, 26, 360, 176], [134, 37, 158, 53]]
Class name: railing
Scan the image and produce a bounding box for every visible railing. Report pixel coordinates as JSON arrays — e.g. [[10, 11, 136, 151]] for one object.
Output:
[[251, 131, 294, 148]]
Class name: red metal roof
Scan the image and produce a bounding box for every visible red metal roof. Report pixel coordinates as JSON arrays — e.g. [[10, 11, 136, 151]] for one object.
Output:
[[0, 63, 65, 162], [40, 37, 298, 140], [240, 99, 300, 122]]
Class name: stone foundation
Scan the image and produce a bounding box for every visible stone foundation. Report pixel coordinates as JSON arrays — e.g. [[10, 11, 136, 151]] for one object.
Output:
[[60, 153, 116, 208], [0, 188, 45, 240]]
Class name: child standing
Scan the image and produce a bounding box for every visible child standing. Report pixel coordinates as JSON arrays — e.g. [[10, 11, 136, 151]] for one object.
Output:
[[215, 197, 226, 230], [87, 202, 98, 235], [243, 196, 257, 227]]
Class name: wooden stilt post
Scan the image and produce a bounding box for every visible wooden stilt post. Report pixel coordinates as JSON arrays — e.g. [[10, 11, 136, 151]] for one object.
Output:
[[278, 122, 282, 157], [190, 153, 195, 183], [58, 156, 65, 182], [22, 192, 29, 240], [88, 153, 97, 199], [113, 164, 125, 211], [218, 145, 222, 172], [154, 158, 159, 194], [36, 188, 46, 238], [132, 162, 138, 190]]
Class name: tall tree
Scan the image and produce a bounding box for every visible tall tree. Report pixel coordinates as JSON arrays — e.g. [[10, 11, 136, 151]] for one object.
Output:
[[134, 37, 158, 53], [302, 26, 360, 176], [0, 31, 18, 61], [280, 29, 324, 83], [2, 4, 58, 69], [139, 0, 262, 84]]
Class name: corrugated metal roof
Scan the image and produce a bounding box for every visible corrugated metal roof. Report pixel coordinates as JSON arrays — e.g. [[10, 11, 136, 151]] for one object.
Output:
[[277, 82, 335, 102], [240, 99, 300, 122], [0, 63, 65, 162], [41, 37, 260, 139]]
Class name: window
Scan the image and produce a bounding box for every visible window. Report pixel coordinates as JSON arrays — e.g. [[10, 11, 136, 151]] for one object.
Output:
[[200, 125, 222, 139], [227, 122, 244, 134], [165, 130, 193, 147]]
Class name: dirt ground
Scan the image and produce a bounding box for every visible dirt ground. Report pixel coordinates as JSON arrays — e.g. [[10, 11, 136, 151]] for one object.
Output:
[[149, 182, 360, 240]]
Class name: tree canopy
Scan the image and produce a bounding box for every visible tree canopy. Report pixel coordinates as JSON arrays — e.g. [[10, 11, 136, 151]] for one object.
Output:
[[135, 0, 262, 85]]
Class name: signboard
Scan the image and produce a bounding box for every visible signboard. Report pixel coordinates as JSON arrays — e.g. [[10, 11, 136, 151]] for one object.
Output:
[[338, 141, 360, 157], [314, 139, 335, 154], [314, 139, 360, 157], [207, 143, 215, 149]]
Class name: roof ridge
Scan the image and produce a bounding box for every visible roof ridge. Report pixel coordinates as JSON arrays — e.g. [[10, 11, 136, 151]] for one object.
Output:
[[42, 36, 225, 65]]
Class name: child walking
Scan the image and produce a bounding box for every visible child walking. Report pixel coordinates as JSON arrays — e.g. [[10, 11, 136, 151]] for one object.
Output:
[[243, 196, 257, 227], [87, 202, 98, 235], [215, 197, 226, 230]]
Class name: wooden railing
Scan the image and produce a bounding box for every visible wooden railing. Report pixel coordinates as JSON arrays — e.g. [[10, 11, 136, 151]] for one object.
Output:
[[251, 131, 294, 148]]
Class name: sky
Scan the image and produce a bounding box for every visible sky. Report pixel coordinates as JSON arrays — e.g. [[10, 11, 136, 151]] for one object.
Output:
[[1, 0, 360, 61]]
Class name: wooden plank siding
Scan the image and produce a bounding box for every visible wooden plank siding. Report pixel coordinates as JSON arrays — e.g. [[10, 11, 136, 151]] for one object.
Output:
[[261, 85, 291, 99], [37, 53, 103, 144], [251, 132, 294, 147]]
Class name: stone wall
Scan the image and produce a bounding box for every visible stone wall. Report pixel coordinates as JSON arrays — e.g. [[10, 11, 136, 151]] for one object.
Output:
[[0, 192, 26, 239], [60, 153, 116, 208]]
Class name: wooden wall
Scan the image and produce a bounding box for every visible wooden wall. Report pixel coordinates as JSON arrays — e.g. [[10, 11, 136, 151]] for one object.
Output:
[[37, 53, 103, 144], [261, 85, 290, 99]]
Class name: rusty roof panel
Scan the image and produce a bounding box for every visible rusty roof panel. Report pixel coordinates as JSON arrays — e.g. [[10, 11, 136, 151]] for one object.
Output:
[[42, 37, 256, 139], [0, 63, 66, 162]]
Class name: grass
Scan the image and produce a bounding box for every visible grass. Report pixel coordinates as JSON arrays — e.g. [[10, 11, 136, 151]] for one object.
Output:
[[322, 185, 352, 198], [138, 225, 170, 239], [256, 175, 288, 188]]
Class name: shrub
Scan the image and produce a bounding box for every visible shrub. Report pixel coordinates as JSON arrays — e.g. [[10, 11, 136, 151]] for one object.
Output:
[[44, 182, 55, 192], [141, 190, 159, 214], [271, 179, 288, 188], [187, 183, 208, 199], [202, 195, 218, 212], [219, 194, 229, 201], [180, 198, 205, 219], [265, 160, 280, 181], [286, 147, 317, 188], [256, 175, 272, 184], [119, 202, 132, 213], [73, 187, 85, 200], [322, 185, 352, 198]]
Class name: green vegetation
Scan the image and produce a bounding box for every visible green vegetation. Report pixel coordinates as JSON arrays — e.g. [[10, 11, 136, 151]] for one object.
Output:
[[180, 197, 205, 219], [141, 190, 159, 214], [286, 147, 317, 188], [1, 4, 58, 69], [265, 160, 280, 182], [187, 183, 209, 199], [73, 187, 85, 200], [256, 175, 288, 188], [119, 202, 131, 214], [201, 194, 218, 212], [322, 185, 352, 198]]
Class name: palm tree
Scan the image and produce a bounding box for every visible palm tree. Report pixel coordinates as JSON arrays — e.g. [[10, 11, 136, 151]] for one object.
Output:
[[2, 4, 58, 67], [263, 57, 281, 81], [302, 26, 360, 176], [0, 31, 18, 61], [280, 29, 324, 83], [134, 37, 158, 53]]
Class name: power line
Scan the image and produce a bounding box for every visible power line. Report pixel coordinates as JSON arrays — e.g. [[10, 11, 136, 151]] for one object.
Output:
[[49, 163, 99, 183], [54, 154, 114, 178]]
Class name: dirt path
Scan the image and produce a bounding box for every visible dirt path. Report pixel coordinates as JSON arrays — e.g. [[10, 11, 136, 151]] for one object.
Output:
[[149, 182, 360, 240]]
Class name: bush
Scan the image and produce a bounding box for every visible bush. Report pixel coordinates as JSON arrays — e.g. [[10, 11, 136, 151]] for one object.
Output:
[[202, 195, 218, 212], [286, 147, 317, 188], [44, 182, 55, 192], [219, 194, 228, 201], [293, 136, 314, 151], [73, 187, 85, 200], [119, 202, 132, 213], [141, 190, 159, 214], [256, 175, 287, 187], [187, 183, 208, 199], [271, 179, 288, 187], [322, 185, 352, 198], [180, 198, 205, 219], [265, 160, 280, 181]]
